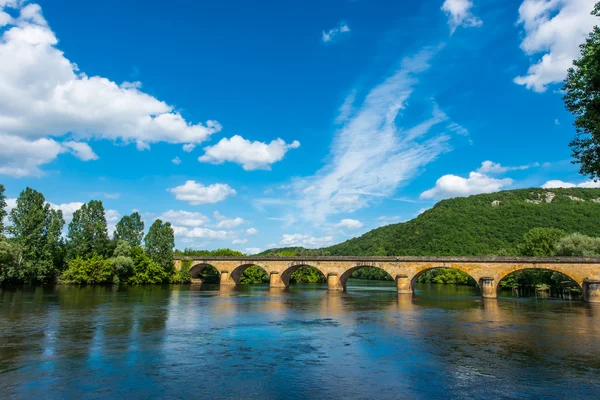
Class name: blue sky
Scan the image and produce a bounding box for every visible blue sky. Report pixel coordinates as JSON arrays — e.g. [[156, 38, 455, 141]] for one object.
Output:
[[1, 0, 598, 253]]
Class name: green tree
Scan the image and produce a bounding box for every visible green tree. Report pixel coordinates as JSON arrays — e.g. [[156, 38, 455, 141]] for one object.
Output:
[[45, 209, 66, 276], [110, 240, 135, 283], [563, 2, 600, 179], [556, 233, 600, 256], [67, 200, 111, 259], [114, 212, 144, 247], [61, 254, 113, 284], [517, 228, 567, 257], [8, 188, 55, 283], [0, 184, 7, 235], [144, 219, 175, 275], [129, 246, 168, 284]]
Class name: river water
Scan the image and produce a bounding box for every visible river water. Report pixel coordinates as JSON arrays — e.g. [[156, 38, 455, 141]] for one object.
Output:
[[1, 280, 599, 399]]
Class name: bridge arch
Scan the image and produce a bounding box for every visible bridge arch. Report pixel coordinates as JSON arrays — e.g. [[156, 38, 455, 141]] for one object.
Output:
[[280, 263, 327, 287], [229, 263, 269, 285], [410, 265, 480, 292], [339, 264, 395, 290], [494, 266, 583, 298], [188, 263, 220, 280]]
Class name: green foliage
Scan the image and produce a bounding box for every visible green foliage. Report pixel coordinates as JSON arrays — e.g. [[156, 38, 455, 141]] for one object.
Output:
[[175, 248, 244, 257], [61, 254, 113, 284], [0, 236, 19, 282], [129, 246, 168, 284], [563, 3, 600, 179], [350, 267, 393, 281], [556, 233, 600, 256], [144, 219, 175, 275], [517, 228, 566, 256], [110, 240, 135, 283], [290, 266, 326, 283], [8, 187, 62, 283], [67, 200, 111, 259], [499, 269, 581, 297], [172, 259, 192, 283], [114, 212, 145, 247], [0, 184, 6, 235], [239, 265, 269, 284], [417, 268, 476, 285]]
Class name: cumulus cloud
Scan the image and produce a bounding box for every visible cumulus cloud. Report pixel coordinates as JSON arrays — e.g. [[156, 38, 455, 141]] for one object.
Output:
[[541, 180, 600, 188], [171, 156, 182, 165], [232, 239, 248, 245], [280, 233, 334, 248], [335, 218, 363, 230], [168, 181, 236, 205], [49, 201, 84, 223], [0, 2, 221, 176], [245, 247, 262, 255], [62, 141, 99, 161], [158, 210, 209, 227], [322, 22, 350, 43], [199, 135, 300, 171], [246, 227, 258, 235], [172, 226, 231, 240], [182, 143, 196, 152], [477, 160, 539, 174], [441, 0, 482, 34], [293, 46, 454, 221], [420, 172, 513, 199], [216, 216, 245, 228], [514, 0, 597, 92]]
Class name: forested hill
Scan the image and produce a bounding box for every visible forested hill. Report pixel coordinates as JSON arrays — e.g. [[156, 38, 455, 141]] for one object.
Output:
[[261, 188, 600, 257]]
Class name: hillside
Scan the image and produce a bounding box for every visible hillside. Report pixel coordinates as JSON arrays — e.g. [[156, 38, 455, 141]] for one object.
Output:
[[261, 188, 600, 256]]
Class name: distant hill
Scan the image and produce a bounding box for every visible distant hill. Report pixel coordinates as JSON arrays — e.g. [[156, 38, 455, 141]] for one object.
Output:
[[260, 188, 600, 256]]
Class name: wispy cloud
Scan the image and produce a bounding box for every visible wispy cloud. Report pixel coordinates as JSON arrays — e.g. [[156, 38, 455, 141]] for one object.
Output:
[[292, 45, 455, 222], [441, 0, 482, 34], [322, 22, 351, 43]]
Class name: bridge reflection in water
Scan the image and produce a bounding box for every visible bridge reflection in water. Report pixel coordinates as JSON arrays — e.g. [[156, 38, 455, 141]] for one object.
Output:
[[175, 256, 600, 302]]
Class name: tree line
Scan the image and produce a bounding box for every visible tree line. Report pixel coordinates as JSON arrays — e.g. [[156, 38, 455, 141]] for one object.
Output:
[[0, 185, 189, 285]]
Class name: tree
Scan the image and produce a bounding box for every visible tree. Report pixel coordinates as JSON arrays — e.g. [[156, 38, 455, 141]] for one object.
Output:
[[67, 200, 111, 259], [144, 219, 175, 274], [61, 254, 113, 284], [129, 246, 168, 284], [556, 233, 600, 257], [0, 184, 7, 235], [517, 228, 567, 257], [563, 2, 600, 179], [8, 188, 55, 282], [114, 212, 144, 247], [110, 240, 135, 283]]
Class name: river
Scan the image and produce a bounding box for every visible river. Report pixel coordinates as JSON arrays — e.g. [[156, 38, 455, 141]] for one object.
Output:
[[1, 280, 599, 399]]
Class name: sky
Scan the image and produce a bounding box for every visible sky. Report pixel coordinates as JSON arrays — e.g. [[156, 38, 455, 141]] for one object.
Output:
[[1, 0, 599, 253]]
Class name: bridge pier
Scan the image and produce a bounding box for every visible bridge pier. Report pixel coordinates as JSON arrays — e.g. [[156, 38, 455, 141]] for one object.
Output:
[[269, 272, 287, 288], [327, 273, 344, 291], [396, 275, 412, 294], [583, 280, 600, 303], [220, 271, 234, 285], [480, 277, 497, 299]]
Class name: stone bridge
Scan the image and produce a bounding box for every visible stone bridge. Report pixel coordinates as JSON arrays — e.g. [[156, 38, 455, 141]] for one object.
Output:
[[173, 256, 600, 302]]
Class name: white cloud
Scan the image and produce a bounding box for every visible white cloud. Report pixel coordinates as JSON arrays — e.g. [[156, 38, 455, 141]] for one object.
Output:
[[246, 227, 258, 235], [172, 226, 231, 240], [0, 134, 63, 177], [232, 239, 248, 245], [293, 46, 453, 221], [199, 135, 301, 171], [182, 143, 196, 152], [62, 141, 98, 161], [335, 89, 356, 124], [216, 216, 245, 228], [335, 218, 363, 230], [105, 209, 120, 235], [245, 247, 262, 255], [280, 233, 334, 248], [477, 160, 539, 174], [168, 180, 236, 205], [420, 172, 513, 199], [0, 2, 221, 176], [267, 214, 296, 229], [441, 0, 483, 34], [322, 22, 350, 43], [377, 215, 402, 222], [49, 201, 84, 223], [159, 210, 209, 227], [171, 156, 182, 165], [541, 180, 600, 188], [514, 0, 597, 92]]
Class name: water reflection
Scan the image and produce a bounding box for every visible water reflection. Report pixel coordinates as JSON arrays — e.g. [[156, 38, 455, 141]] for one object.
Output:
[[0, 282, 599, 399]]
